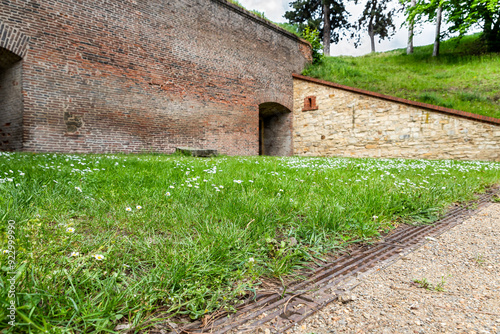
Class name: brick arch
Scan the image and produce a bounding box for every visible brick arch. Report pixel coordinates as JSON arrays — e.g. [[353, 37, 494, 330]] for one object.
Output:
[[254, 88, 294, 113], [0, 22, 30, 59]]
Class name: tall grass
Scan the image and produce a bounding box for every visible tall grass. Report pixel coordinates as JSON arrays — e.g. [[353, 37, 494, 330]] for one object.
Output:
[[1, 153, 499, 332], [303, 33, 500, 119]]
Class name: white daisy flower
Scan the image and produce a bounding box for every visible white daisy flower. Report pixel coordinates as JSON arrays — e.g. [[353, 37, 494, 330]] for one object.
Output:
[[66, 227, 75, 233], [126, 207, 132, 212], [70, 252, 79, 257], [165, 192, 171, 196], [94, 254, 104, 260], [136, 205, 142, 210]]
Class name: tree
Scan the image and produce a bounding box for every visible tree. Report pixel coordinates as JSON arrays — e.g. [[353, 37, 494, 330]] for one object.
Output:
[[446, 0, 500, 52], [355, 0, 397, 52], [433, 2, 443, 56], [404, 0, 447, 56], [404, 0, 500, 54], [285, 0, 350, 56]]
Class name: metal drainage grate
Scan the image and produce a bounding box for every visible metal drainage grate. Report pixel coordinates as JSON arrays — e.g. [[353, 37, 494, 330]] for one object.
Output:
[[174, 188, 498, 334]]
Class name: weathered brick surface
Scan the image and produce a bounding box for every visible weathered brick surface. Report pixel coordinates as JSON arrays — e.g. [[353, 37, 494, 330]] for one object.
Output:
[[293, 76, 500, 161], [0, 0, 311, 155]]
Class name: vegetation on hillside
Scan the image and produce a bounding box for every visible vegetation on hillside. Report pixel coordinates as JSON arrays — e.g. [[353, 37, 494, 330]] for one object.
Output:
[[1, 152, 499, 331], [303, 34, 500, 119], [227, 0, 304, 38]]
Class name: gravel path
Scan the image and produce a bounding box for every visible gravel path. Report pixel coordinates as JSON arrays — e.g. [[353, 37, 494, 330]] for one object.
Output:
[[287, 203, 500, 334]]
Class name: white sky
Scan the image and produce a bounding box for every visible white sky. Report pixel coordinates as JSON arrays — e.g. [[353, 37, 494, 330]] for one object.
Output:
[[237, 0, 443, 56]]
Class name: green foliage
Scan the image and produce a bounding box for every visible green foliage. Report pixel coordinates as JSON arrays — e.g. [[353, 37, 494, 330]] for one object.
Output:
[[301, 33, 500, 119], [284, 0, 351, 44], [250, 9, 267, 19], [303, 26, 324, 64], [1, 152, 499, 331], [418, 92, 454, 108], [227, 0, 244, 7], [276, 22, 303, 38], [403, 0, 500, 52], [413, 275, 448, 292]]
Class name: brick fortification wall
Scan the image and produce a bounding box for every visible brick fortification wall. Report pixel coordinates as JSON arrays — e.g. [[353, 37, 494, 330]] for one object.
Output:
[[0, 0, 311, 154], [293, 75, 500, 161]]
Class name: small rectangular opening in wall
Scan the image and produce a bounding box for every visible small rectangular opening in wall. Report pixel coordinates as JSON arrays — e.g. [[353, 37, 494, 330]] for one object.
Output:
[[302, 95, 318, 111], [0, 47, 23, 151]]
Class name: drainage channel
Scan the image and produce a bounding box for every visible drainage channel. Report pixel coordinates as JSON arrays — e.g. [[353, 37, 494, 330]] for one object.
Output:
[[175, 188, 498, 334]]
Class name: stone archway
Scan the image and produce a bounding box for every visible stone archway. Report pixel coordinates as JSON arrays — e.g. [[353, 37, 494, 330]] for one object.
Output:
[[0, 47, 23, 151], [0, 22, 29, 151], [0, 48, 23, 151], [258, 102, 293, 156]]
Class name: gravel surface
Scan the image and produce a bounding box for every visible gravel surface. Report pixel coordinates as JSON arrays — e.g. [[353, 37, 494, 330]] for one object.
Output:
[[287, 203, 500, 334]]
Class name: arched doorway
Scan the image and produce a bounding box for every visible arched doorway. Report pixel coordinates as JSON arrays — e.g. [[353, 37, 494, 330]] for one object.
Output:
[[258, 102, 292, 156], [0, 47, 23, 151]]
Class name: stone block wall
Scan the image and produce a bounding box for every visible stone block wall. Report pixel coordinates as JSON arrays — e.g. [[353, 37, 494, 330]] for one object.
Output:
[[293, 75, 500, 161], [0, 0, 311, 155]]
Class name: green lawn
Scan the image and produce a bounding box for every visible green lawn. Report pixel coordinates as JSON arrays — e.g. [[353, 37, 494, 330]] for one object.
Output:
[[304, 34, 500, 119], [1, 152, 499, 332]]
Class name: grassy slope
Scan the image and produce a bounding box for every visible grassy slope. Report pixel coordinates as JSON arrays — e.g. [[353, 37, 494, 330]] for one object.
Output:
[[1, 152, 499, 332], [303, 34, 500, 119]]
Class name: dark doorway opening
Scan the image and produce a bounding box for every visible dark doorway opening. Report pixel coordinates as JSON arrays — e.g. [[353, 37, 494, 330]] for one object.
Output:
[[0, 47, 23, 151], [258, 102, 292, 156]]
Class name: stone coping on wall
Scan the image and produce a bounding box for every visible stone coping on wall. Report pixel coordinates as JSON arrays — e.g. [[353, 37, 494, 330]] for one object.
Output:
[[292, 74, 500, 126], [212, 0, 311, 47]]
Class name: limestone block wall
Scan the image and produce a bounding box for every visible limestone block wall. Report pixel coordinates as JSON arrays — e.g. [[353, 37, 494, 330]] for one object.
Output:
[[293, 75, 500, 161]]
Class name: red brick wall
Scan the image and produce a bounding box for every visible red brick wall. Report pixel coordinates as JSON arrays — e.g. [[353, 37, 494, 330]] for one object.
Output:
[[0, 0, 311, 155]]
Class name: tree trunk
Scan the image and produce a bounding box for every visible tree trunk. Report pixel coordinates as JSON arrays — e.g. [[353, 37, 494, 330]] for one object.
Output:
[[323, 2, 331, 56], [487, 15, 500, 52], [407, 0, 416, 54], [368, 0, 376, 52], [369, 27, 375, 52], [433, 4, 442, 57]]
